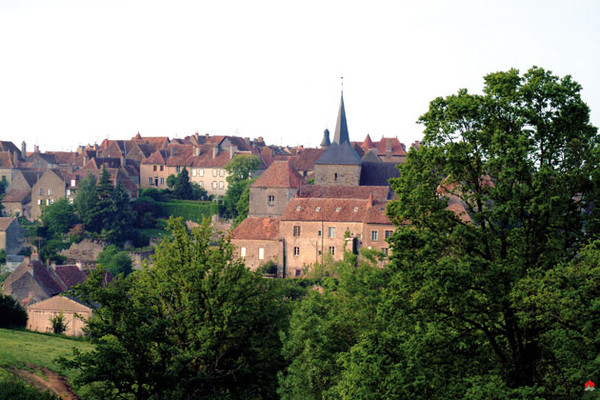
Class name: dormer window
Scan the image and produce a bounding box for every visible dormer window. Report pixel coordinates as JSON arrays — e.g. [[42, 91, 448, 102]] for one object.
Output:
[[296, 206, 301, 211], [353, 207, 359, 212], [335, 207, 341, 212], [316, 207, 321, 212]]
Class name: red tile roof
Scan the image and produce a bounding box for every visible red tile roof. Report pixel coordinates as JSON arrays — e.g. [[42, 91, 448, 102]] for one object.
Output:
[[231, 217, 280, 240], [251, 161, 304, 188], [297, 185, 390, 201], [281, 197, 391, 224]]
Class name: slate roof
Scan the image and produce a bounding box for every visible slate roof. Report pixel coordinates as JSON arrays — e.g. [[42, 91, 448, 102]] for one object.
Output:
[[54, 265, 88, 288], [320, 129, 331, 147], [281, 197, 391, 224], [333, 93, 350, 145], [231, 217, 280, 240], [0, 141, 20, 154], [314, 142, 362, 165], [359, 162, 401, 186], [2, 190, 30, 203], [361, 150, 382, 163], [297, 185, 391, 201], [251, 161, 304, 188]]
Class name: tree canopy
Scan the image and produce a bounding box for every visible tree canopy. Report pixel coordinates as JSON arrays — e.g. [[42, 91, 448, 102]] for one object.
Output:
[[223, 155, 261, 221], [64, 218, 286, 399]]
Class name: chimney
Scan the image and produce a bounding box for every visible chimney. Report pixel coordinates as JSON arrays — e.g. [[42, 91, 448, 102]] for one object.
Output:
[[34, 144, 39, 153], [31, 251, 39, 261], [193, 146, 200, 156], [244, 137, 250, 146], [385, 139, 392, 154], [21, 141, 26, 157], [13, 151, 18, 166], [213, 146, 218, 159], [170, 146, 174, 159], [367, 193, 374, 208], [120, 155, 125, 168]]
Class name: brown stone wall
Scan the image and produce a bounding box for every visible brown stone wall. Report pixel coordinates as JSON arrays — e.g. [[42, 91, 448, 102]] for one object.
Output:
[[362, 223, 395, 260], [280, 220, 363, 277], [27, 308, 92, 336], [249, 187, 298, 218], [140, 163, 171, 190], [314, 164, 361, 186], [30, 172, 66, 220], [231, 238, 282, 272]]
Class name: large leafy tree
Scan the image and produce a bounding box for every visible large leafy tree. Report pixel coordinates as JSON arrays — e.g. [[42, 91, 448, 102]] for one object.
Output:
[[330, 67, 600, 398], [64, 218, 285, 399], [173, 167, 193, 200], [41, 197, 79, 237], [223, 155, 261, 220]]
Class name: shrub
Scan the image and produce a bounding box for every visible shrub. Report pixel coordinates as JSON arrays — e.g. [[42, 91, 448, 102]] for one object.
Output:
[[50, 311, 68, 335], [0, 295, 27, 328]]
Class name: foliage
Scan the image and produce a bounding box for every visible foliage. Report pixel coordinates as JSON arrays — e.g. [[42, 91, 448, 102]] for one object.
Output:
[[138, 188, 165, 202], [38, 239, 69, 265], [63, 218, 287, 400], [41, 198, 79, 238], [0, 295, 27, 328], [278, 257, 388, 400], [173, 167, 194, 200], [96, 245, 133, 276], [0, 368, 59, 400], [191, 182, 207, 200], [49, 311, 68, 335], [156, 200, 220, 222], [329, 67, 599, 399], [73, 168, 134, 244], [258, 260, 278, 275], [0, 249, 6, 265], [223, 155, 261, 220], [166, 174, 177, 190]]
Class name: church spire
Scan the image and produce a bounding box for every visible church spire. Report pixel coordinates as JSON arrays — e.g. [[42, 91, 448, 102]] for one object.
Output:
[[333, 91, 350, 144]]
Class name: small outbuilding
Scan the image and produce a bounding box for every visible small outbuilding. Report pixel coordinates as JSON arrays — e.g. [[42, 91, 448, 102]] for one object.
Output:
[[26, 295, 92, 336]]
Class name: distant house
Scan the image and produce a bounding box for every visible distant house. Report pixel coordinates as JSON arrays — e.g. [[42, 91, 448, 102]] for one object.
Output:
[[0, 217, 24, 256], [231, 217, 282, 272], [29, 169, 67, 220], [26, 295, 93, 336], [249, 160, 304, 218]]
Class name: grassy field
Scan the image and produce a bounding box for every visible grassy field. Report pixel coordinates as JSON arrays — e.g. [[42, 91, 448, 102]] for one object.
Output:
[[0, 328, 95, 383]]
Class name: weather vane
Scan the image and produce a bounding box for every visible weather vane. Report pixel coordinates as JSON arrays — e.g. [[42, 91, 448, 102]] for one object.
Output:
[[341, 75, 344, 92]]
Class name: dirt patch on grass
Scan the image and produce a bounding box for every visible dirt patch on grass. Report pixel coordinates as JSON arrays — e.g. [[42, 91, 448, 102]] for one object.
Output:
[[9, 364, 79, 400]]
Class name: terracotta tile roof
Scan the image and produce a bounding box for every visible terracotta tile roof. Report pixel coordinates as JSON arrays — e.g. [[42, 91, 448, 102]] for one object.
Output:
[[231, 217, 280, 240], [0, 152, 16, 168], [446, 200, 473, 224], [297, 185, 391, 201], [0, 217, 15, 231], [142, 149, 168, 165], [375, 137, 407, 156], [166, 145, 194, 166], [361, 134, 375, 149], [2, 189, 30, 203], [289, 148, 325, 171], [251, 161, 304, 188], [281, 197, 391, 224], [47, 151, 78, 165], [189, 145, 247, 169], [53, 265, 88, 288]]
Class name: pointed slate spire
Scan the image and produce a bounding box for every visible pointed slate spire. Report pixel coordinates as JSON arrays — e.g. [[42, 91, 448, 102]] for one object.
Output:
[[333, 92, 350, 145], [320, 129, 331, 148]]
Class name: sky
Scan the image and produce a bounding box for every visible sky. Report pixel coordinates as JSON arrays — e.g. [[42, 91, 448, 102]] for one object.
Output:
[[0, 0, 599, 152]]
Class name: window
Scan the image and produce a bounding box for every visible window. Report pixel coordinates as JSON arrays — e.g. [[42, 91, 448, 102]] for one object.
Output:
[[382, 247, 389, 256], [353, 207, 359, 212], [295, 269, 301, 277], [176, 166, 181, 173], [160, 177, 165, 185], [334, 172, 338, 181], [148, 177, 153, 185], [335, 207, 341, 212], [153, 165, 157, 171], [219, 181, 224, 189], [46, 199, 51, 205], [315, 207, 321, 212], [199, 181, 204, 188], [212, 181, 217, 189], [258, 248, 264, 260], [328, 227, 336, 238], [192, 168, 197, 177], [39, 188, 43, 195], [38, 199, 42, 205], [219, 169, 224, 177], [371, 230, 378, 241], [160, 166, 164, 171], [296, 206, 301, 211], [293, 246, 300, 256], [71, 179, 76, 187], [48, 188, 53, 196], [268, 195, 275, 206], [318, 230, 322, 237], [293, 226, 301, 237], [241, 247, 246, 258], [212, 169, 218, 177], [385, 230, 394, 239], [199, 169, 204, 177], [329, 246, 335, 255]]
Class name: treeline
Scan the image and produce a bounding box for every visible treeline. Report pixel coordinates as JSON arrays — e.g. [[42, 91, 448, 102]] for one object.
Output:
[[58, 67, 600, 399]]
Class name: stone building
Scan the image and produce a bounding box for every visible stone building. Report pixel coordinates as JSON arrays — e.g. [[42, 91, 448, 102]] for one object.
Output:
[[249, 160, 304, 218], [29, 169, 67, 220], [231, 217, 282, 272], [26, 295, 93, 336], [0, 217, 24, 256]]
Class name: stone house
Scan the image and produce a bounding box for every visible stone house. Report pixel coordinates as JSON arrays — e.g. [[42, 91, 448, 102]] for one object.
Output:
[[0, 217, 24, 256], [249, 160, 304, 218], [26, 295, 93, 336], [140, 149, 173, 190], [231, 217, 282, 272], [279, 195, 396, 277], [29, 169, 67, 220]]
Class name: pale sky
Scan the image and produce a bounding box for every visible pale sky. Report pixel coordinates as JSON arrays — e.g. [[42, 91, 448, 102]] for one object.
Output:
[[1, 0, 599, 152]]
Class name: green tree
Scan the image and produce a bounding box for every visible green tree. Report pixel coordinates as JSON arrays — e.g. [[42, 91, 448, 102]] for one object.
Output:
[[223, 155, 261, 220], [0, 294, 27, 328], [331, 67, 599, 399], [173, 167, 193, 200], [191, 182, 207, 200], [50, 310, 68, 335], [63, 218, 285, 399], [166, 174, 177, 190], [73, 173, 98, 231], [97, 245, 133, 276], [41, 198, 79, 237]]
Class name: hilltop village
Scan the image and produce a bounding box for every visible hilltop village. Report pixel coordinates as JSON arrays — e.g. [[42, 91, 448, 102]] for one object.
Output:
[[0, 93, 425, 332]]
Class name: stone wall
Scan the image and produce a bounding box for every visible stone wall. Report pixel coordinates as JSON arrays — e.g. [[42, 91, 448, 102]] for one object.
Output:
[[314, 164, 361, 186], [249, 187, 298, 218], [231, 238, 282, 273]]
